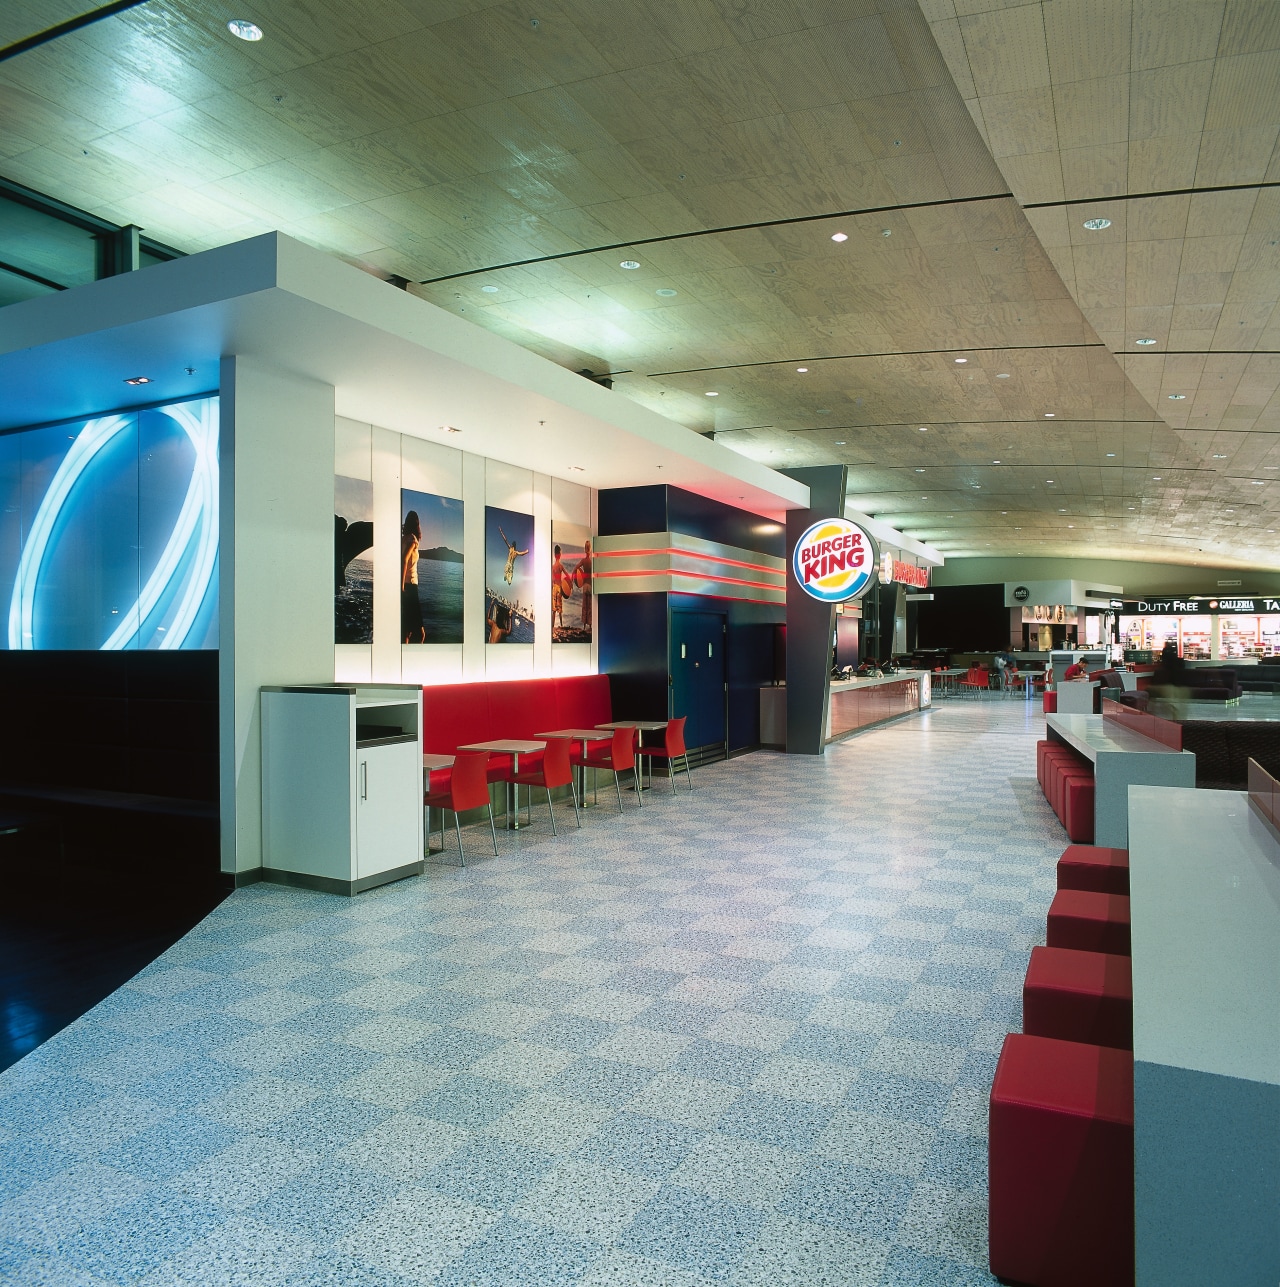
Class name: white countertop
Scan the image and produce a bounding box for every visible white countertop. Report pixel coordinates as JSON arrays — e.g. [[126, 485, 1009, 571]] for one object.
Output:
[[1047, 712, 1186, 760], [1129, 786, 1280, 1086], [829, 670, 926, 692]]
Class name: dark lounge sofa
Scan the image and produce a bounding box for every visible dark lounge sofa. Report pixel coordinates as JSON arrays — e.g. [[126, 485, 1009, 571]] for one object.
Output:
[[1238, 664, 1280, 694]]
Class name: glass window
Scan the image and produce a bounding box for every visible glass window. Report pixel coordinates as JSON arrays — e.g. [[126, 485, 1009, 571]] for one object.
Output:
[[0, 194, 98, 289]]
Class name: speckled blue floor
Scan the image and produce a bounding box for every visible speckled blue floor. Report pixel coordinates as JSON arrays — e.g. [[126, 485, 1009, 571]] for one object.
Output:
[[0, 697, 1060, 1285]]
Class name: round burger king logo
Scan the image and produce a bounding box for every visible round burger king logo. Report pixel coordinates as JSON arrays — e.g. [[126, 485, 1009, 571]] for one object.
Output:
[[793, 517, 878, 603]]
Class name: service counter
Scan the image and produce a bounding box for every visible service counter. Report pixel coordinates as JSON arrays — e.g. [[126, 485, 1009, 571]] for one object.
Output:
[[1128, 785, 1280, 1285], [827, 670, 929, 742]]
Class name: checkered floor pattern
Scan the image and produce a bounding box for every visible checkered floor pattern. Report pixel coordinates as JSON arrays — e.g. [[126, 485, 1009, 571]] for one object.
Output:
[[0, 697, 1062, 1286]]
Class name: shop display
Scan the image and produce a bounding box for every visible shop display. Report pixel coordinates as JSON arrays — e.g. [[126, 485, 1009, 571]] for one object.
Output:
[[551, 521, 591, 644], [485, 505, 534, 643], [401, 489, 463, 644]]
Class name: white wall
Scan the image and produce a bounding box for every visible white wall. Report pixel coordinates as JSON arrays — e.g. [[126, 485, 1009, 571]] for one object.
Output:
[[219, 356, 335, 877], [334, 416, 596, 685]]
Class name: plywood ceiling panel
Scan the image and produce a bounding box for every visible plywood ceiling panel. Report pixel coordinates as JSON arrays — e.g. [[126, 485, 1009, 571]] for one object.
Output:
[[1, 0, 1277, 566]]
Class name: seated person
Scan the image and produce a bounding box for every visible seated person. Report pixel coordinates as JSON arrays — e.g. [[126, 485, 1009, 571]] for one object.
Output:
[[1062, 660, 1087, 681]]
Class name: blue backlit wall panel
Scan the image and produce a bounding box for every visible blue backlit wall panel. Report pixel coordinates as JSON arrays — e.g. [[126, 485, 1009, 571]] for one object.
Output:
[[0, 395, 218, 650]]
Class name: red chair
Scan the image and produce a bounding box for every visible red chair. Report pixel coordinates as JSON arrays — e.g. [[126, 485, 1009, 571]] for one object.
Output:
[[503, 736, 579, 835], [572, 726, 641, 811], [989, 1033, 1134, 1287], [636, 716, 692, 794], [424, 750, 497, 865]]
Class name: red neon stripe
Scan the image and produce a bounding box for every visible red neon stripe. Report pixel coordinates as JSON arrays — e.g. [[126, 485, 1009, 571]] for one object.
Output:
[[595, 568, 784, 592], [595, 547, 784, 577]]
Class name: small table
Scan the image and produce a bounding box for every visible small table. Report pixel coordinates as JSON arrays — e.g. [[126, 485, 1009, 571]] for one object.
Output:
[[422, 753, 455, 772], [933, 668, 966, 698], [597, 720, 669, 787], [457, 739, 547, 829], [536, 729, 611, 807]]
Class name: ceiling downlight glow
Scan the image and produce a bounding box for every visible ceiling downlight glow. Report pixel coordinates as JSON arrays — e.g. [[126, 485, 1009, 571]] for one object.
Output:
[[1083, 218, 1111, 230], [123, 376, 152, 385], [619, 260, 640, 270], [227, 19, 263, 39], [830, 233, 848, 242], [1135, 338, 1158, 345]]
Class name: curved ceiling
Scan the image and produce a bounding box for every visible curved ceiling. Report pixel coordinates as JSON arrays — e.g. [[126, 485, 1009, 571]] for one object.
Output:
[[1, 0, 1277, 566]]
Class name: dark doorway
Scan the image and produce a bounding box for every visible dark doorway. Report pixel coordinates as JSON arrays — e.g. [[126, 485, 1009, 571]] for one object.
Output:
[[671, 610, 726, 752]]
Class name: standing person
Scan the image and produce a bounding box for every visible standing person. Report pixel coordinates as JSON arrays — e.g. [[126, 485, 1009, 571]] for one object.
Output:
[[576, 538, 593, 632], [500, 525, 528, 584], [551, 543, 570, 635], [401, 510, 425, 643]]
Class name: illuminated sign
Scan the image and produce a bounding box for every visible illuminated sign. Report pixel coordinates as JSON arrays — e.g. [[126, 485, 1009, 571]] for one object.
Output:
[[878, 554, 929, 589], [792, 517, 877, 603], [1122, 598, 1280, 615], [2, 396, 219, 650]]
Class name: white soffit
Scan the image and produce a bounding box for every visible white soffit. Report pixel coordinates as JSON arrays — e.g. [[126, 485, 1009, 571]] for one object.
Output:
[[0, 233, 809, 521], [845, 506, 944, 567]]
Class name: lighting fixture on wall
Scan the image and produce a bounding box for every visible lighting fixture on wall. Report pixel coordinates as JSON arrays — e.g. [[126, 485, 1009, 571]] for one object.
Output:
[[123, 376, 151, 385], [1082, 218, 1111, 230], [227, 19, 263, 39]]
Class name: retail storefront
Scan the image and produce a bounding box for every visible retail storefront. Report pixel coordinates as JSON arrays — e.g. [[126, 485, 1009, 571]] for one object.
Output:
[[1120, 596, 1280, 660]]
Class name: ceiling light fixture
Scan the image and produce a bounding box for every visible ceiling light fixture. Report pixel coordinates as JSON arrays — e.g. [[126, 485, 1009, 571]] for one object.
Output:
[[918, 426, 928, 432], [997, 373, 1010, 378], [705, 391, 718, 397], [1253, 480, 1266, 485], [831, 232, 848, 242], [1083, 217, 1111, 230], [1153, 476, 1162, 480], [1135, 338, 1157, 345], [619, 260, 640, 270], [568, 466, 584, 472], [227, 19, 263, 40], [123, 376, 151, 385], [992, 459, 1001, 464], [1168, 393, 1186, 400], [834, 440, 845, 445], [881, 228, 892, 237], [1212, 454, 1229, 459], [440, 425, 461, 434], [1106, 452, 1116, 457], [915, 468, 925, 472], [656, 288, 677, 297], [796, 367, 808, 373], [1045, 412, 1055, 417], [954, 357, 968, 364], [481, 284, 498, 293]]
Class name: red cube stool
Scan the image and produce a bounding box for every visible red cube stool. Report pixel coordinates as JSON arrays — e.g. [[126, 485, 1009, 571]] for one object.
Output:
[[1047, 889, 1130, 955], [1043, 690, 1058, 714], [1057, 845, 1129, 895], [1036, 739, 1052, 786], [1023, 946, 1132, 1050], [989, 1033, 1134, 1287], [1052, 764, 1090, 823], [1062, 776, 1095, 843]]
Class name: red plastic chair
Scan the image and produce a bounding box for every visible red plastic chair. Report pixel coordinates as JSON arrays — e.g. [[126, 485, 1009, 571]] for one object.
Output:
[[424, 750, 496, 865], [636, 716, 692, 794], [502, 735, 579, 835], [572, 726, 641, 811]]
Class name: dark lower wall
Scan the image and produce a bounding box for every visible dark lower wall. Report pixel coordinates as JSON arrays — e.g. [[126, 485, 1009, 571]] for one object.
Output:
[[914, 583, 1010, 652], [599, 593, 669, 722], [0, 650, 218, 800]]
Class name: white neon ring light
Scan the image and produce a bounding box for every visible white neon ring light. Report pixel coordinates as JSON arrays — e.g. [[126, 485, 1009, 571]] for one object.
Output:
[[8, 400, 218, 650]]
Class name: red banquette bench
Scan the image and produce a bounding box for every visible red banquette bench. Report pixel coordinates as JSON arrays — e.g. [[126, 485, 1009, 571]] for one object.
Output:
[[422, 675, 613, 784]]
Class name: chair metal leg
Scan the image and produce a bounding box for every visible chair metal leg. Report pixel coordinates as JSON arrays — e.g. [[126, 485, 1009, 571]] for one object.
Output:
[[454, 812, 466, 867], [633, 767, 642, 806], [546, 786, 557, 836], [488, 803, 499, 856], [570, 780, 581, 827], [683, 754, 693, 790], [613, 770, 624, 811]]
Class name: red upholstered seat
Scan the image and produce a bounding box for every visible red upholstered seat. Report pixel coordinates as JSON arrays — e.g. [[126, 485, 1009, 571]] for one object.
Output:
[[555, 675, 612, 730], [1043, 690, 1057, 714], [422, 683, 493, 754], [1047, 889, 1130, 955], [989, 1033, 1134, 1287], [1023, 946, 1132, 1050], [1058, 845, 1129, 895], [1062, 775, 1095, 842]]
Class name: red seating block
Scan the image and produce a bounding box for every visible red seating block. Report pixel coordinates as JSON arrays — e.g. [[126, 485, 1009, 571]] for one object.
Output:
[[1058, 845, 1129, 895], [1043, 690, 1058, 714], [1062, 775, 1095, 843], [989, 1033, 1134, 1287], [1047, 889, 1130, 955], [1023, 946, 1132, 1050]]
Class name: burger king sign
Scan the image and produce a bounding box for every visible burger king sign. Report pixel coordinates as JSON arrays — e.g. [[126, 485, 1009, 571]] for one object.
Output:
[[792, 517, 878, 603]]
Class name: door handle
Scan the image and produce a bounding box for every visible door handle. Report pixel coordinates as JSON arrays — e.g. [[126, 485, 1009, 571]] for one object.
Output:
[[360, 760, 368, 800]]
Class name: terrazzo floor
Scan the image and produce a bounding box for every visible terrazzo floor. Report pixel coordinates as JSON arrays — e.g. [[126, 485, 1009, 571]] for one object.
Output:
[[0, 696, 1063, 1286]]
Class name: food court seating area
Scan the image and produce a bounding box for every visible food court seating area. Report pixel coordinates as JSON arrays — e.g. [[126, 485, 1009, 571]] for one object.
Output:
[[1036, 738, 1095, 842], [989, 843, 1135, 1287]]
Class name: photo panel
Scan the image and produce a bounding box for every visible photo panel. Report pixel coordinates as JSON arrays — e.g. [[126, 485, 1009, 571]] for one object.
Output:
[[335, 474, 373, 643], [484, 505, 534, 644], [551, 520, 592, 644], [401, 488, 464, 644]]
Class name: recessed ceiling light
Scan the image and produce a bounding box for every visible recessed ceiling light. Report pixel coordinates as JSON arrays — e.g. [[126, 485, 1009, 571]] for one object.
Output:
[[440, 425, 461, 434], [992, 459, 1001, 464], [831, 233, 848, 243], [796, 367, 808, 373], [705, 391, 718, 397], [881, 229, 892, 237], [1106, 452, 1116, 457], [1253, 479, 1266, 484], [915, 468, 925, 472], [996, 373, 1010, 378], [1059, 508, 1067, 513], [227, 19, 263, 40], [954, 357, 968, 364], [1153, 476, 1162, 480], [123, 376, 151, 385], [1135, 338, 1157, 345], [481, 284, 499, 293], [656, 288, 678, 297], [1168, 393, 1186, 400], [1212, 454, 1229, 459], [568, 466, 584, 472], [1044, 412, 1055, 418], [619, 260, 640, 270], [1046, 480, 1054, 484], [918, 426, 928, 432], [1129, 506, 1136, 510], [1083, 217, 1111, 230], [1001, 511, 1008, 515], [1067, 524, 1075, 528], [833, 440, 845, 445]]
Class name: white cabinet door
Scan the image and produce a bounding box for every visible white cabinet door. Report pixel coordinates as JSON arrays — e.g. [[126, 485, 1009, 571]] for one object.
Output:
[[355, 741, 422, 880]]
